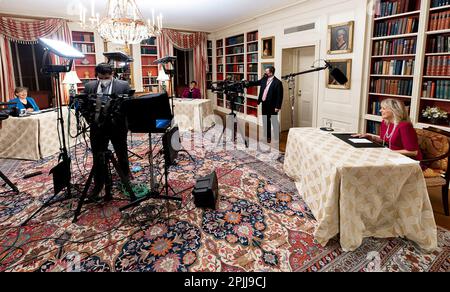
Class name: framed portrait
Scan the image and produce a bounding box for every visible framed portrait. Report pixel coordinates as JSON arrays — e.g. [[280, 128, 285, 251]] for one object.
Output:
[[326, 59, 352, 89], [261, 37, 275, 59], [328, 21, 354, 54], [261, 62, 274, 76]]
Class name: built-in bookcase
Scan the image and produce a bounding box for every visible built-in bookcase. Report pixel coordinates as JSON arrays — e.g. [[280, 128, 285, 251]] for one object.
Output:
[[213, 31, 260, 119], [72, 31, 97, 92], [207, 40, 213, 91], [364, 0, 450, 134], [141, 37, 159, 93]]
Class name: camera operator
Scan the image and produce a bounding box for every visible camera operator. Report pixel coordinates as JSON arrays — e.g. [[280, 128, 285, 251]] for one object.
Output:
[[83, 63, 132, 199], [246, 66, 283, 143]]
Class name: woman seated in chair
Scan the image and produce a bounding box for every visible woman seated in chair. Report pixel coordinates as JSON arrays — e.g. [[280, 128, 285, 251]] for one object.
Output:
[[355, 98, 422, 161], [181, 81, 201, 99], [9, 87, 40, 113]]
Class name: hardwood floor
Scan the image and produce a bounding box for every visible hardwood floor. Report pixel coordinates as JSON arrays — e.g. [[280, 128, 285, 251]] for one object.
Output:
[[214, 111, 450, 230]]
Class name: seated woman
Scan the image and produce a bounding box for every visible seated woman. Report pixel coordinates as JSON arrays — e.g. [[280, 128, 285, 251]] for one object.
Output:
[[9, 87, 40, 113], [181, 81, 201, 99], [355, 98, 422, 161]]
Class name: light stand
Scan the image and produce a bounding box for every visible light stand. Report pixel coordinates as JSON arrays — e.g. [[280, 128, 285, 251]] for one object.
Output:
[[21, 38, 84, 227]]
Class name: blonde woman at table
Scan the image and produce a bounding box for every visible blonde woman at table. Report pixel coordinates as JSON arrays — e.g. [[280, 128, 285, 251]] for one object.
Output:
[[8, 87, 40, 113], [354, 99, 423, 161]]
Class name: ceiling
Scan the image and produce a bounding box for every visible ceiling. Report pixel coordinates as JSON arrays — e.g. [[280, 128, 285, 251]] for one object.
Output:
[[0, 0, 308, 32]]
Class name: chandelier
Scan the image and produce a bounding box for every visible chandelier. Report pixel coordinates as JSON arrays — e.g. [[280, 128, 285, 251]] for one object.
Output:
[[79, 0, 163, 45]]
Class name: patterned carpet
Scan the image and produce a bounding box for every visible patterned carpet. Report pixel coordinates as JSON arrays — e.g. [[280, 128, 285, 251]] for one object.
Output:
[[0, 131, 449, 272]]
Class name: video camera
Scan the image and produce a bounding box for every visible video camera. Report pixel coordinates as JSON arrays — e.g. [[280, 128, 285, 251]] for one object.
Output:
[[74, 93, 134, 129], [0, 103, 19, 120], [211, 80, 249, 95]]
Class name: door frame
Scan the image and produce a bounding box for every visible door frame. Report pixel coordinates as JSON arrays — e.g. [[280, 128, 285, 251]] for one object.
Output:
[[281, 40, 320, 129]]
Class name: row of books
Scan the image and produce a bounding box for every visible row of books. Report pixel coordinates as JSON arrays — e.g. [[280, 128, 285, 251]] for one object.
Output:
[[207, 41, 213, 49], [425, 55, 450, 75], [373, 38, 417, 55], [367, 121, 381, 135], [369, 100, 383, 116], [73, 43, 95, 53], [226, 55, 244, 64], [217, 58, 223, 65], [141, 47, 157, 55], [248, 54, 258, 63], [141, 38, 156, 46], [217, 48, 224, 56], [248, 64, 258, 73], [226, 46, 245, 55], [374, 0, 419, 18], [422, 80, 450, 99], [431, 0, 450, 8], [429, 11, 450, 31], [226, 64, 245, 73], [370, 78, 413, 96], [217, 65, 224, 73], [248, 74, 259, 82], [372, 59, 415, 75], [73, 33, 94, 43], [217, 40, 223, 48], [247, 32, 258, 42], [226, 35, 245, 46], [374, 17, 419, 37], [248, 43, 258, 53], [428, 35, 450, 53]]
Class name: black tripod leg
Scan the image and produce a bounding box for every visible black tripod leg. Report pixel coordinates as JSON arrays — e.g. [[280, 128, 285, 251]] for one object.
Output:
[[0, 171, 19, 194], [73, 168, 95, 223], [109, 154, 137, 202]]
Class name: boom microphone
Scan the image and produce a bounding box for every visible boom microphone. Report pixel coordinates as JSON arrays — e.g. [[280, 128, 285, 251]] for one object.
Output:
[[324, 61, 348, 85]]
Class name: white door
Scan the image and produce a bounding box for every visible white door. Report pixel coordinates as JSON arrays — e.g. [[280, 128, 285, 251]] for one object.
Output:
[[281, 46, 315, 130]]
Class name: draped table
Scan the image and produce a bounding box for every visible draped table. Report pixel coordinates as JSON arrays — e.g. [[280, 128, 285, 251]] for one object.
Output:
[[172, 98, 215, 132], [0, 108, 76, 161], [283, 128, 437, 252]]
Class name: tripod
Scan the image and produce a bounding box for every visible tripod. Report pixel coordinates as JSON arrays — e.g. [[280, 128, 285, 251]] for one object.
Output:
[[73, 150, 137, 222], [0, 170, 19, 195], [120, 130, 184, 212], [217, 94, 249, 148]]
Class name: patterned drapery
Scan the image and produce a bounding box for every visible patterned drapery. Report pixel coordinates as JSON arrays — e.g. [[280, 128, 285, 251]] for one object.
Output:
[[157, 29, 208, 98], [0, 17, 72, 103], [0, 17, 66, 44]]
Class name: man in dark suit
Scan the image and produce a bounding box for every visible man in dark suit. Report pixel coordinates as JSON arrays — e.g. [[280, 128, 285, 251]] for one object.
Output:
[[84, 63, 132, 199], [248, 66, 283, 143]]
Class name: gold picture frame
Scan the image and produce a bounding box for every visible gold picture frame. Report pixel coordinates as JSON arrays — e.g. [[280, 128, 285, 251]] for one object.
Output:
[[328, 21, 354, 54], [261, 62, 275, 76], [326, 59, 352, 89], [261, 37, 275, 59]]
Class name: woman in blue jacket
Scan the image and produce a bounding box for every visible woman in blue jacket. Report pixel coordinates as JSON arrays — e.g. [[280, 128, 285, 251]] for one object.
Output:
[[9, 87, 40, 112]]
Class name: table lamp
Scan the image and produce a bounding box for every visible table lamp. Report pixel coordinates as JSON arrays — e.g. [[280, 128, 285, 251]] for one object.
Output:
[[157, 68, 170, 93], [63, 71, 82, 97]]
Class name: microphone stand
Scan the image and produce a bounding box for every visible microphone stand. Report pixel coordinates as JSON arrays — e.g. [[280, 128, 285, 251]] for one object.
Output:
[[281, 64, 330, 129]]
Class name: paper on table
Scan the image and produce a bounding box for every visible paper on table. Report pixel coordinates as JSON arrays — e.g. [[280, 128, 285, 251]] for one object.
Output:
[[349, 138, 372, 144], [389, 157, 420, 165]]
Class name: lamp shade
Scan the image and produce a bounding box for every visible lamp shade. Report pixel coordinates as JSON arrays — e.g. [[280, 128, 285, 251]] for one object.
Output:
[[157, 68, 170, 82], [63, 71, 82, 84]]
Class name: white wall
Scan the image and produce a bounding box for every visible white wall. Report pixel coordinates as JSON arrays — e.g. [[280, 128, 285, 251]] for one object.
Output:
[[208, 0, 370, 132]]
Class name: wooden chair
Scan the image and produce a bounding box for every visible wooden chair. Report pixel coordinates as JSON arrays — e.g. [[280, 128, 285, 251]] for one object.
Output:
[[416, 127, 450, 216]]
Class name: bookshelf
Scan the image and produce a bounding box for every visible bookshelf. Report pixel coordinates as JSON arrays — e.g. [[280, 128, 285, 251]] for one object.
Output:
[[363, 0, 450, 134], [141, 37, 159, 93], [216, 39, 225, 107], [419, 0, 450, 127], [213, 31, 260, 119], [72, 31, 97, 92], [207, 40, 213, 91]]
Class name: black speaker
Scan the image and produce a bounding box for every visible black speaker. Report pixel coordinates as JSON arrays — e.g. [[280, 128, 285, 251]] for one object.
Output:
[[193, 172, 219, 210], [162, 126, 181, 166]]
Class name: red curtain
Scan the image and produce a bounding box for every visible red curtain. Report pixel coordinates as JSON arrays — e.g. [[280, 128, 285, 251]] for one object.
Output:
[[0, 17, 72, 103], [157, 29, 208, 98]]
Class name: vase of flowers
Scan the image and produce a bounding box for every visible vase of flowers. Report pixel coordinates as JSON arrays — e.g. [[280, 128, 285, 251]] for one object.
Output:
[[422, 106, 448, 125]]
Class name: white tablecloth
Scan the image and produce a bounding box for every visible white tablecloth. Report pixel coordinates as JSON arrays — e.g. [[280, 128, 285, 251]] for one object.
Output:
[[172, 98, 215, 132], [283, 128, 437, 252], [0, 108, 77, 161]]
